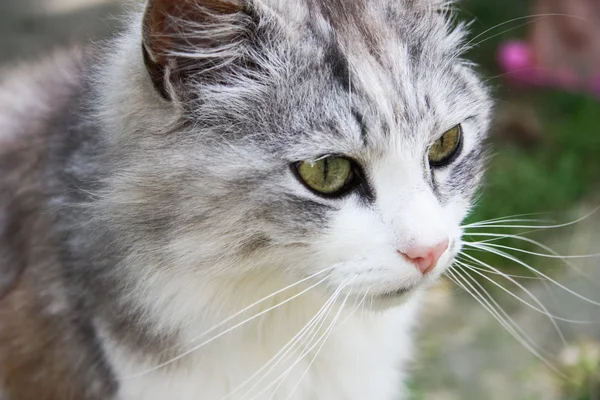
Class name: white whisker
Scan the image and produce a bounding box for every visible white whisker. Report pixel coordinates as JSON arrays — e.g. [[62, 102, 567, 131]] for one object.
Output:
[[463, 233, 598, 286], [470, 241, 600, 260], [451, 267, 556, 350], [333, 291, 369, 333], [456, 256, 543, 280], [264, 288, 342, 400], [246, 279, 355, 400], [284, 292, 351, 400], [221, 287, 341, 400], [458, 13, 587, 55], [447, 268, 562, 375], [188, 265, 338, 345], [463, 218, 552, 229], [468, 17, 547, 50], [463, 207, 599, 231], [464, 232, 600, 284], [447, 269, 550, 358], [463, 212, 551, 227], [241, 285, 347, 400], [457, 258, 592, 325], [126, 274, 331, 379], [466, 243, 600, 307]]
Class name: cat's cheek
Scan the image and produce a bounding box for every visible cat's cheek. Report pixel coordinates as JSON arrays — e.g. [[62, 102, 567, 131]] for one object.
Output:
[[313, 204, 392, 264], [431, 200, 467, 269], [444, 197, 474, 229], [306, 204, 417, 293]]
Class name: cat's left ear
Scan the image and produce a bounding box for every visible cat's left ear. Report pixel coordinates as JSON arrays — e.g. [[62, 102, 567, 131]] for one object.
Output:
[[142, 0, 260, 101]]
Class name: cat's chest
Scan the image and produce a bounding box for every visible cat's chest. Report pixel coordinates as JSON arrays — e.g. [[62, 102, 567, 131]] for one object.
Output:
[[107, 305, 418, 400], [116, 352, 399, 400]]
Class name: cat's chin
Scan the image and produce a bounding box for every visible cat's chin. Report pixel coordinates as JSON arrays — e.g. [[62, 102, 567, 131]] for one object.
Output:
[[362, 285, 425, 311]]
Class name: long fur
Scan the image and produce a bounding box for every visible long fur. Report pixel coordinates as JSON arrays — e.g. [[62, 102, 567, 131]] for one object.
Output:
[[0, 0, 492, 399]]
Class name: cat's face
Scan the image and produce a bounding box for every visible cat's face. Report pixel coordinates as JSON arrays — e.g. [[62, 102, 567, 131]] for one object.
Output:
[[130, 0, 491, 307]]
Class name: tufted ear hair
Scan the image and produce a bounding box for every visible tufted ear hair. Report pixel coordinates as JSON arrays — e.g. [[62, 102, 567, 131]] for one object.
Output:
[[404, 0, 455, 11], [142, 0, 259, 101]]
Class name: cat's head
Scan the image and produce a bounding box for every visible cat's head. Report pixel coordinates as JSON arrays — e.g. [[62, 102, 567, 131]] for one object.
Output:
[[102, 0, 491, 309]]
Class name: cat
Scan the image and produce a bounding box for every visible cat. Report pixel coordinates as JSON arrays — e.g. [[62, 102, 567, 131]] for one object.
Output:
[[0, 0, 492, 399]]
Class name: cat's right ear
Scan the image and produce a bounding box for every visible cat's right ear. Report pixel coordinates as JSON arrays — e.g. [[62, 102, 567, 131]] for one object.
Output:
[[141, 0, 258, 101]]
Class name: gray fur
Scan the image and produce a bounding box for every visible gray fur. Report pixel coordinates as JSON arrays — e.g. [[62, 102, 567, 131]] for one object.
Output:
[[0, 0, 491, 398]]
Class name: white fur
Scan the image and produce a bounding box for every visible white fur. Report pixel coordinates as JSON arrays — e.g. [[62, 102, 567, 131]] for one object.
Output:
[[89, 0, 491, 398], [103, 293, 421, 400]]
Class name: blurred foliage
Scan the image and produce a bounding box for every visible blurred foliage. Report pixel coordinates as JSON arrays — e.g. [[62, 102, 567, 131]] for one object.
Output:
[[454, 0, 600, 272], [409, 1, 600, 398], [558, 342, 600, 400], [468, 93, 600, 225]]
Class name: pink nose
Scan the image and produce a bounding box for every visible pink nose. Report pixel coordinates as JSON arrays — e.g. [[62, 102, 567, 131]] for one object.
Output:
[[399, 240, 449, 275]]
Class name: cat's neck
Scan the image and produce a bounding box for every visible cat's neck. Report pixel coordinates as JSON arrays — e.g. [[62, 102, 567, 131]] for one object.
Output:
[[99, 275, 422, 400]]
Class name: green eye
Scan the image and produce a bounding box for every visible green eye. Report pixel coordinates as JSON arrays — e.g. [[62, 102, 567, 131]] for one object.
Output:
[[295, 156, 353, 195], [428, 125, 463, 167]]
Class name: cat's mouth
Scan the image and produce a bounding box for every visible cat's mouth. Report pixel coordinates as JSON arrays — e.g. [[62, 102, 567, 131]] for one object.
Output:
[[377, 285, 417, 299], [362, 284, 423, 310]]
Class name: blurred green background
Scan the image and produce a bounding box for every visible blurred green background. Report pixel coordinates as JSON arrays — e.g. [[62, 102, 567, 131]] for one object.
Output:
[[460, 0, 600, 228], [0, 0, 599, 399], [412, 1, 600, 399]]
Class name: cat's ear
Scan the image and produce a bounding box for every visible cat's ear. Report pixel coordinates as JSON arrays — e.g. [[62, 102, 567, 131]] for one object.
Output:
[[142, 0, 258, 101]]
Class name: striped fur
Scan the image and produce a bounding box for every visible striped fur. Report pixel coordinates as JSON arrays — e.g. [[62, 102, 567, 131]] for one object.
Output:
[[0, 0, 491, 399]]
